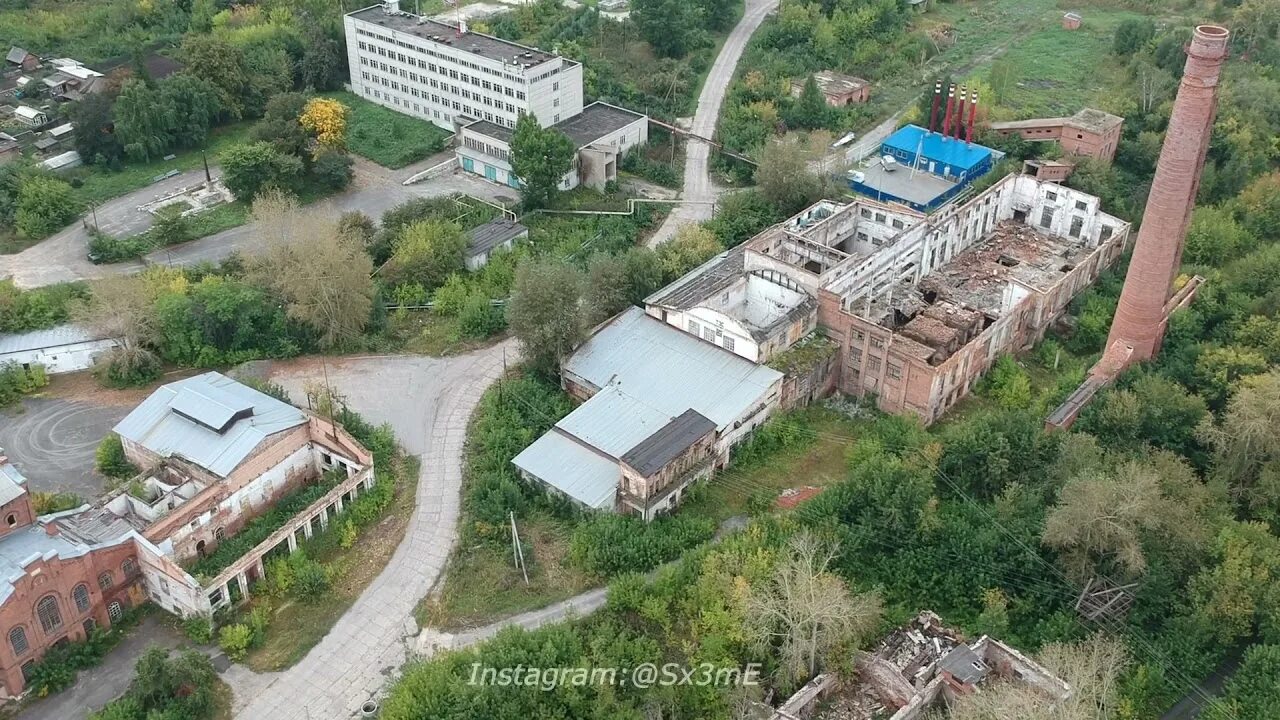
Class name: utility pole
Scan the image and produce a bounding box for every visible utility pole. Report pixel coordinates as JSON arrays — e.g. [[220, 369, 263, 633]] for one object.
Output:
[[509, 511, 529, 586], [201, 149, 212, 184]]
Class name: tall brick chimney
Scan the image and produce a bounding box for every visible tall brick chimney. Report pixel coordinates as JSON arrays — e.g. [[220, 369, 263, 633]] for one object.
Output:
[[1105, 25, 1229, 362]]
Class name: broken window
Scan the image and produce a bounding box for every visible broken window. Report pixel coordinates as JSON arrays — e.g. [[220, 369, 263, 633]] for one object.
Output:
[[892, 219, 905, 230], [887, 363, 902, 379], [868, 357, 882, 372], [1046, 190, 1058, 201], [1040, 207, 1055, 228], [1075, 200, 1087, 211], [1100, 225, 1114, 241], [870, 336, 885, 350], [1069, 217, 1084, 238]]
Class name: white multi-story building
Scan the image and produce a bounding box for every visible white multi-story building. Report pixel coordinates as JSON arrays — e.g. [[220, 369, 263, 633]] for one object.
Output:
[[344, 2, 584, 131], [344, 2, 649, 191]]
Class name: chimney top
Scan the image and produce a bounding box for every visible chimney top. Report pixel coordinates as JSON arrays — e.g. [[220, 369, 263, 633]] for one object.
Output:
[[1190, 25, 1230, 57]]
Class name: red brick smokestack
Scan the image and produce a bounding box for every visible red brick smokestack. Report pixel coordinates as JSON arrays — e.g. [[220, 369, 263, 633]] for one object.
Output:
[[942, 85, 956, 139], [929, 82, 942, 134], [962, 89, 972, 142], [954, 87, 967, 139], [1106, 25, 1230, 362]]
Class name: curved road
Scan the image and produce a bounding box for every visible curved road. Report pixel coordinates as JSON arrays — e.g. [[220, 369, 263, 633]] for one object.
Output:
[[647, 0, 780, 248], [0, 158, 512, 289], [225, 344, 510, 720]]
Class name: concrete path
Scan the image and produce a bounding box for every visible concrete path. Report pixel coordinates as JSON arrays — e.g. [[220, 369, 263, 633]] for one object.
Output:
[[646, 0, 780, 248], [413, 515, 748, 659], [0, 158, 516, 288], [225, 344, 511, 720], [15, 616, 186, 720]]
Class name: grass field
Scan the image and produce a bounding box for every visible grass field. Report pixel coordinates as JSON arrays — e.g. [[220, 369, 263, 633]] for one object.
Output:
[[321, 90, 452, 169], [66, 122, 256, 208], [681, 408, 860, 524], [416, 511, 597, 631]]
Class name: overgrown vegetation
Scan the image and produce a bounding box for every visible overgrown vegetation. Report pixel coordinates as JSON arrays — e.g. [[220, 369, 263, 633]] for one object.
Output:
[[318, 91, 450, 169], [0, 361, 48, 407], [23, 606, 144, 697], [90, 646, 228, 720]]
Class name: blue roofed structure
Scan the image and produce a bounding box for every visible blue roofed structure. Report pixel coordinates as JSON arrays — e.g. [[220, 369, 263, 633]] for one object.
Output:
[[848, 124, 1004, 212]]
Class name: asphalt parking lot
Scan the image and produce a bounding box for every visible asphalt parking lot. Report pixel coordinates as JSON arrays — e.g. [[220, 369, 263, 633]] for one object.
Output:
[[0, 397, 130, 498]]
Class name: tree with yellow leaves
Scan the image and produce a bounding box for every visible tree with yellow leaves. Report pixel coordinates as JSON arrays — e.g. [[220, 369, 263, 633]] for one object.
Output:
[[299, 98, 350, 152]]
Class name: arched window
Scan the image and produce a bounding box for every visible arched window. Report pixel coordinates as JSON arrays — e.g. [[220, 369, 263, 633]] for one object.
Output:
[[82, 619, 96, 637], [20, 661, 35, 684], [35, 596, 62, 633], [98, 572, 113, 590], [8, 627, 27, 656], [72, 584, 90, 613], [5, 513, 15, 528], [121, 557, 137, 576], [107, 601, 123, 623], [214, 527, 225, 542]]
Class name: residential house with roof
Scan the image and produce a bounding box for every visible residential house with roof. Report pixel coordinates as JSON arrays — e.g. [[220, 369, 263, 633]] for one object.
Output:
[[0, 324, 119, 375], [4, 48, 37, 72], [514, 307, 781, 519]]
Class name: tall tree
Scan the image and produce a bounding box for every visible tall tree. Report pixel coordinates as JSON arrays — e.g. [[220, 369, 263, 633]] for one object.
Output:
[[73, 274, 161, 385], [1197, 369, 1280, 515], [181, 35, 250, 119], [509, 114, 576, 209], [67, 93, 122, 166], [299, 97, 350, 152], [1042, 451, 1216, 581], [755, 139, 827, 216], [158, 74, 223, 149], [383, 220, 467, 288], [114, 79, 175, 162], [633, 0, 706, 58], [787, 75, 829, 130], [745, 531, 883, 688], [219, 142, 304, 201], [506, 258, 584, 377], [248, 192, 375, 349]]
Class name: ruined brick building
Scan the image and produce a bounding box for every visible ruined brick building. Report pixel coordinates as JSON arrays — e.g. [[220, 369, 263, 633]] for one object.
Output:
[[647, 172, 1130, 424]]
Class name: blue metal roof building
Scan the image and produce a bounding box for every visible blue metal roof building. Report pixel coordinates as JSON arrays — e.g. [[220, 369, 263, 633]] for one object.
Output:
[[848, 124, 1003, 212]]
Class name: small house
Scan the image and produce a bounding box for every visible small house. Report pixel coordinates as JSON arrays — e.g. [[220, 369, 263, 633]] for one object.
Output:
[[464, 218, 528, 271], [1063, 12, 1082, 30], [13, 105, 47, 127], [5, 47, 37, 72], [792, 71, 871, 107]]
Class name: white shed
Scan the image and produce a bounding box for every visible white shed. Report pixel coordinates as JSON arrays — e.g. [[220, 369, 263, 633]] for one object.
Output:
[[0, 324, 119, 374], [13, 106, 47, 126]]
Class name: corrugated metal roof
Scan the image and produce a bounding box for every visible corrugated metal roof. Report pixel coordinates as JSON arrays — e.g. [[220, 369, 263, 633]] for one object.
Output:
[[512, 430, 618, 510], [0, 461, 26, 506], [622, 409, 715, 477], [555, 385, 674, 459], [564, 307, 782, 430], [883, 124, 993, 172], [466, 219, 528, 257], [113, 372, 307, 478], [0, 324, 113, 355], [0, 526, 96, 604]]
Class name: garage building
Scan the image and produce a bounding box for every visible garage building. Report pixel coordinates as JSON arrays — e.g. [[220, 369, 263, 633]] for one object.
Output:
[[0, 325, 119, 374]]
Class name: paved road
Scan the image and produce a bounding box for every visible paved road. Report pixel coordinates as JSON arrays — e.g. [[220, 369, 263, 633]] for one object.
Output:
[[224, 344, 511, 720], [0, 157, 516, 288], [647, 0, 780, 248], [15, 616, 187, 720], [0, 398, 130, 498]]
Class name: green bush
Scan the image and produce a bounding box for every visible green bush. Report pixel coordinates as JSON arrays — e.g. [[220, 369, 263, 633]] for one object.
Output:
[[568, 514, 716, 577], [0, 280, 89, 333], [95, 435, 138, 479], [0, 361, 49, 407], [90, 648, 220, 720], [457, 292, 505, 338], [25, 608, 142, 696], [294, 561, 330, 598], [182, 617, 213, 645], [87, 229, 156, 264], [218, 624, 252, 661], [247, 603, 271, 645]]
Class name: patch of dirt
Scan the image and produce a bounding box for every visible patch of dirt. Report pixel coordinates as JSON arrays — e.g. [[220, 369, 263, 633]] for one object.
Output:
[[40, 367, 204, 406]]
